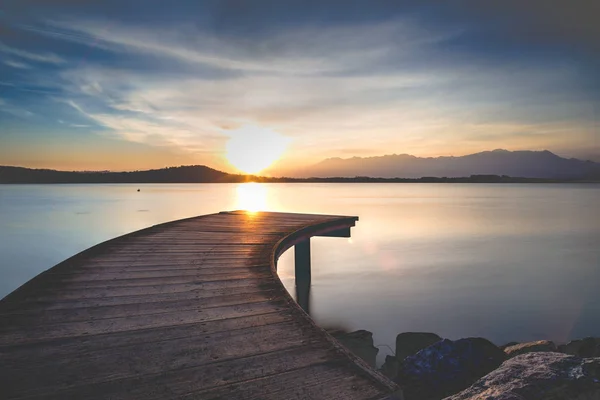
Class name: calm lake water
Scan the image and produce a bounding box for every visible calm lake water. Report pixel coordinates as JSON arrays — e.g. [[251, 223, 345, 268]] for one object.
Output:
[[1, 183, 599, 364]]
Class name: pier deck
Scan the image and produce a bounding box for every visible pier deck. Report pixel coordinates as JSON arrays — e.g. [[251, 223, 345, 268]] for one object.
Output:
[[0, 211, 400, 399]]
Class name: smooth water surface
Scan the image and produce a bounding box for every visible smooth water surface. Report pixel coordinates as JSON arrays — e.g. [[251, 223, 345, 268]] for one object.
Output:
[[1, 183, 598, 364]]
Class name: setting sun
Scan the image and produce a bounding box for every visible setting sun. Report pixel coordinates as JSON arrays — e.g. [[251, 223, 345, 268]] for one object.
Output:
[[225, 125, 289, 174]]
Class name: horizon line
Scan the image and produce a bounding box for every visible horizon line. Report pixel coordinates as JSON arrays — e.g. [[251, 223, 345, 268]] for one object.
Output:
[[3, 148, 598, 174]]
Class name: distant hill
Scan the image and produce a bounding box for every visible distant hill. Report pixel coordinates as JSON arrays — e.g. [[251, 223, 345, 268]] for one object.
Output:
[[299, 150, 600, 179], [2, 151, 599, 184], [0, 165, 246, 184]]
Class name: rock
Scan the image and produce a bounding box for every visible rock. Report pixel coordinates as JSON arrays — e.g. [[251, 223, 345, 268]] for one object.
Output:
[[397, 337, 506, 400], [499, 341, 519, 351], [444, 352, 600, 400], [380, 355, 400, 380], [331, 330, 379, 368], [396, 332, 443, 361], [560, 337, 600, 358], [504, 340, 558, 358], [380, 332, 443, 382]]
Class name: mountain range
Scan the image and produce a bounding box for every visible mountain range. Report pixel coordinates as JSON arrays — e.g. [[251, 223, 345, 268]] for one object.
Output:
[[1, 150, 599, 183], [297, 150, 600, 179], [0, 165, 243, 184]]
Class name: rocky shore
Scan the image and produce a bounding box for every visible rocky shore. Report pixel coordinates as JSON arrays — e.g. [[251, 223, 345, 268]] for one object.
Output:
[[331, 330, 600, 400]]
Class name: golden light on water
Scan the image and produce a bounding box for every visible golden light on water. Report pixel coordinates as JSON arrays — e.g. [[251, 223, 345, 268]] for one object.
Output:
[[225, 125, 289, 174], [235, 183, 268, 212]]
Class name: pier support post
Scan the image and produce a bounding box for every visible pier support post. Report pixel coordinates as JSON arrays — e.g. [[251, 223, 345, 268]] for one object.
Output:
[[294, 239, 311, 314]]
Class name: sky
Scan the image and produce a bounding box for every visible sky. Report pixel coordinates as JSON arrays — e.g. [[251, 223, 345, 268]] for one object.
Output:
[[0, 0, 599, 173]]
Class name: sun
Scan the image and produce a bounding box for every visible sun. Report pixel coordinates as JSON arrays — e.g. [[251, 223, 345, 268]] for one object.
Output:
[[225, 125, 289, 174]]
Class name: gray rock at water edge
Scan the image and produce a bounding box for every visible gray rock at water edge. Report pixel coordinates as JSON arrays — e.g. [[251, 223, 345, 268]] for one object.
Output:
[[396, 332, 443, 362], [381, 332, 443, 381], [560, 337, 600, 358], [503, 340, 557, 358], [380, 355, 400, 380], [499, 342, 519, 351], [331, 330, 379, 368], [397, 337, 506, 400], [444, 352, 600, 400]]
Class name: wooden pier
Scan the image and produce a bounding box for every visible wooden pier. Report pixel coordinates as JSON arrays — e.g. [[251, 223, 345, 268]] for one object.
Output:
[[0, 211, 401, 399]]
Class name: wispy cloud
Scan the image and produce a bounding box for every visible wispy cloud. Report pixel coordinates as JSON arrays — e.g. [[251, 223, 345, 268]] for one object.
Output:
[[4, 59, 30, 69], [44, 18, 448, 75], [28, 17, 463, 162], [52, 54, 593, 165], [0, 100, 34, 118], [2, 7, 598, 167], [0, 41, 65, 64]]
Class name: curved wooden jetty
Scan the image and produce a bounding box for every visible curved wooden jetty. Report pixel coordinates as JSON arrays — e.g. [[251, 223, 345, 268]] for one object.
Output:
[[0, 211, 400, 400]]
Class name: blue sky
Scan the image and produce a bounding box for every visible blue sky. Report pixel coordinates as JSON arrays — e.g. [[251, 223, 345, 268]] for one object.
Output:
[[1, 0, 599, 172]]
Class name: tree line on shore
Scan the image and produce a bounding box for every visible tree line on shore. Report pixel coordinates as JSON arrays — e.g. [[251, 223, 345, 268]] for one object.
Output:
[[1, 165, 593, 184]]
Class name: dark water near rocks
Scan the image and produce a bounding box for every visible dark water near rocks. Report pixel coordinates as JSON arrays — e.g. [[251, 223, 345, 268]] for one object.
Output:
[[1, 183, 598, 364]]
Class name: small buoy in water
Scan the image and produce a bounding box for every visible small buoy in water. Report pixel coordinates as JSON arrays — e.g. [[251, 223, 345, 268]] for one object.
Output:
[[137, 189, 140, 192]]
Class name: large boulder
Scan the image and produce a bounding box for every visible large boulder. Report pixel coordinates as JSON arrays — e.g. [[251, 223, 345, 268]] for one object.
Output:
[[331, 330, 379, 368], [504, 340, 557, 358], [560, 337, 600, 358], [396, 332, 443, 361], [380, 355, 400, 379], [379, 332, 443, 381], [444, 352, 600, 400], [397, 337, 506, 400], [499, 342, 519, 351]]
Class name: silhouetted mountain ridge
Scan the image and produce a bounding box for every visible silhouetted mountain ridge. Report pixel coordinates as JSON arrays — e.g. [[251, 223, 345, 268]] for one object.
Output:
[[303, 150, 600, 179], [2, 149, 599, 183], [0, 165, 242, 183]]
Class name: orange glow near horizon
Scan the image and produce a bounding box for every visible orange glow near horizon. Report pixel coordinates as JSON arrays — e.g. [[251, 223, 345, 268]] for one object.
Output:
[[225, 125, 289, 174]]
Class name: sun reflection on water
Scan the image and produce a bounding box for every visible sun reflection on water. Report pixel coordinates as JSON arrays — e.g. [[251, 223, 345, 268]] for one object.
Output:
[[235, 183, 268, 212]]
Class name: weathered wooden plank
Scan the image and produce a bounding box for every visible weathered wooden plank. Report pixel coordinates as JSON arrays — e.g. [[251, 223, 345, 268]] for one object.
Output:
[[66, 260, 271, 269], [6, 344, 338, 400], [0, 312, 298, 358], [80, 258, 271, 267], [44, 265, 268, 280], [0, 211, 397, 400], [13, 277, 279, 301], [3, 320, 322, 397], [121, 236, 281, 242], [189, 363, 386, 400], [0, 301, 288, 344], [42, 270, 273, 287], [103, 245, 270, 250], [0, 286, 279, 312], [1, 291, 280, 324], [100, 246, 272, 253]]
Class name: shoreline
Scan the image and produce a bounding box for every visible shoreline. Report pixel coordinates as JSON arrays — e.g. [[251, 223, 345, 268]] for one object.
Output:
[[333, 329, 600, 400], [2, 165, 599, 184], [3, 180, 599, 184]]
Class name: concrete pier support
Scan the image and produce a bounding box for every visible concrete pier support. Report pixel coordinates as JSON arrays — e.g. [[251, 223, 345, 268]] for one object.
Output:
[[295, 238, 311, 314]]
